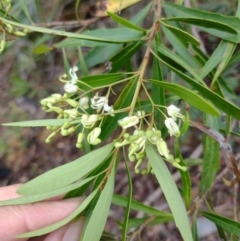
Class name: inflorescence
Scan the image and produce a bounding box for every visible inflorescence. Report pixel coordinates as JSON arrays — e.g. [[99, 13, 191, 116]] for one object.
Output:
[[40, 66, 187, 174]]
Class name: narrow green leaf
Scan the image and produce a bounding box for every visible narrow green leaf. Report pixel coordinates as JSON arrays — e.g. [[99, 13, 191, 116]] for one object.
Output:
[[199, 41, 228, 79], [109, 41, 143, 73], [2, 119, 70, 127], [202, 211, 240, 237], [152, 36, 166, 130], [0, 176, 95, 206], [148, 80, 220, 116], [64, 155, 113, 199], [0, 17, 144, 43], [161, 21, 200, 47], [17, 189, 98, 238], [112, 194, 173, 218], [81, 164, 115, 241], [227, 50, 240, 70], [211, 42, 236, 86], [162, 2, 240, 43], [20, 0, 33, 23], [85, 44, 122, 68], [151, 50, 240, 120], [107, 11, 146, 32], [55, 39, 113, 48], [78, 73, 123, 90], [146, 143, 193, 241], [130, 2, 152, 25], [55, 3, 150, 49], [192, 212, 198, 241], [156, 43, 203, 83], [174, 138, 191, 208], [127, 216, 173, 229], [17, 143, 114, 195], [162, 24, 200, 68], [216, 225, 228, 241], [191, 45, 236, 100], [121, 158, 132, 241], [199, 115, 220, 196], [163, 17, 237, 34], [237, 0, 240, 17], [77, 47, 89, 76]]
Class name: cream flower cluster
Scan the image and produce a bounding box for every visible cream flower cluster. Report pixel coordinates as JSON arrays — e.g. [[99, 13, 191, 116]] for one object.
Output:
[[40, 67, 115, 147], [115, 107, 187, 174]]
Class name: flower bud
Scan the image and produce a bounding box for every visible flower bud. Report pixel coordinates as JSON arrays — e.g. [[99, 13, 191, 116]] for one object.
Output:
[[65, 99, 79, 108], [156, 139, 170, 160], [64, 83, 78, 93], [79, 96, 89, 109], [81, 114, 99, 129], [172, 162, 187, 171], [63, 109, 79, 118], [118, 116, 139, 129], [87, 127, 101, 145]]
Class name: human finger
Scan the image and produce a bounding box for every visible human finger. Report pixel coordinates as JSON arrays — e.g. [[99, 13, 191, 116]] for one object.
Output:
[[0, 197, 83, 241], [43, 217, 85, 241]]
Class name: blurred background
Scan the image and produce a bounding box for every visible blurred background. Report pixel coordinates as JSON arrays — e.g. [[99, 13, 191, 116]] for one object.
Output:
[[0, 0, 240, 240]]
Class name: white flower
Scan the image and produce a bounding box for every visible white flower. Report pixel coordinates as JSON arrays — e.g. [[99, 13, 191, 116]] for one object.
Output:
[[118, 116, 139, 129], [69, 66, 78, 83], [103, 104, 115, 116], [165, 118, 180, 137], [90, 92, 114, 115], [79, 96, 89, 109], [63, 66, 79, 93], [81, 114, 99, 129], [64, 82, 78, 93], [167, 105, 182, 121], [87, 127, 101, 145], [91, 93, 106, 111]]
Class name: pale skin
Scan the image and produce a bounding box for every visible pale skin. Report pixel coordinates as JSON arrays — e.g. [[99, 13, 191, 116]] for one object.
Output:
[[0, 184, 84, 241]]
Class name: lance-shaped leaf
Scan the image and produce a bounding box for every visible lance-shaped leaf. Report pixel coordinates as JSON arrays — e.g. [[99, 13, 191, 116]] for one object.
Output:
[[0, 17, 144, 43], [146, 143, 193, 241], [151, 50, 240, 120], [107, 11, 146, 32], [112, 194, 173, 218], [162, 2, 240, 43], [156, 43, 203, 83], [17, 143, 114, 195], [151, 35, 166, 130], [202, 211, 240, 237], [2, 119, 70, 127], [81, 163, 115, 241], [199, 115, 220, 196], [78, 73, 123, 90], [0, 176, 95, 206], [174, 138, 191, 208], [148, 80, 220, 116]]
